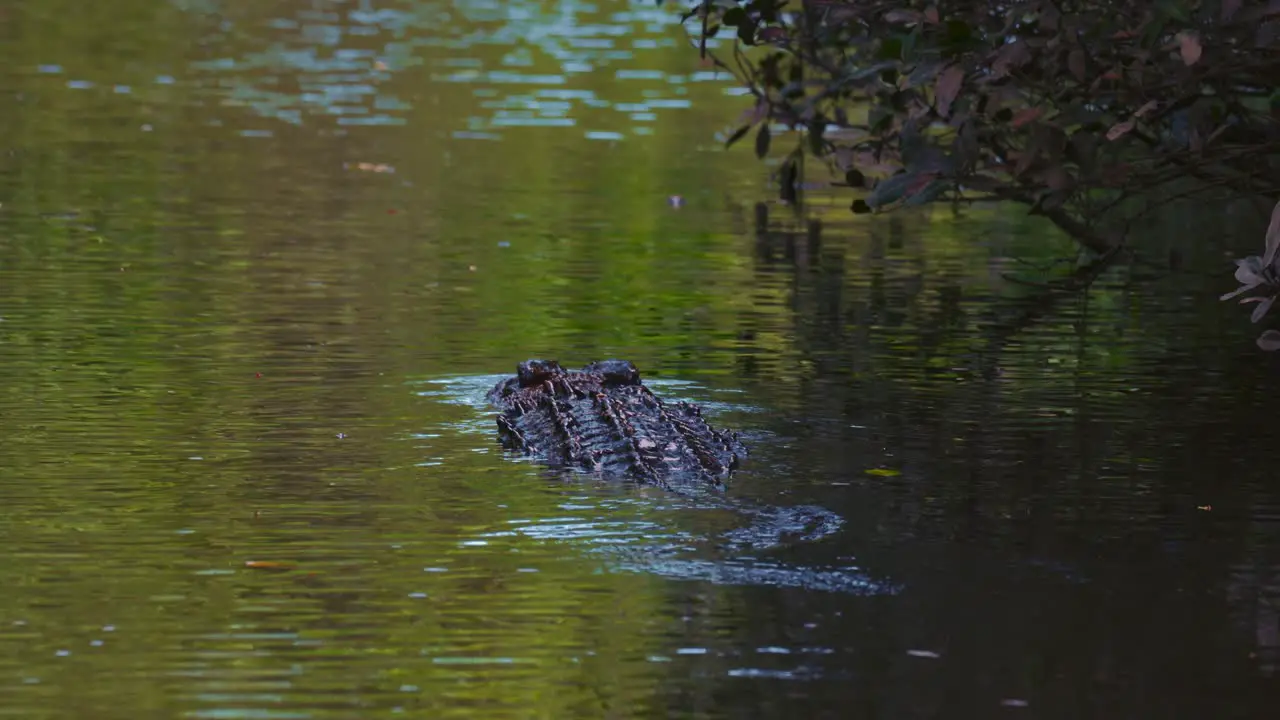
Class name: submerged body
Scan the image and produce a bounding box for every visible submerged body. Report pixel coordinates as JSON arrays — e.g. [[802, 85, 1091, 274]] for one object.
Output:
[[486, 359, 747, 489]]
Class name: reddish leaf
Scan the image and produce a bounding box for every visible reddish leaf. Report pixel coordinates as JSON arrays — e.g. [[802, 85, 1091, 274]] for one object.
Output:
[[884, 9, 923, 24], [935, 65, 964, 118], [1106, 118, 1136, 141], [1178, 32, 1203, 65], [1206, 123, 1232, 146], [1135, 100, 1159, 118], [903, 179, 948, 206], [1043, 165, 1074, 191], [907, 172, 940, 195], [1015, 139, 1043, 177], [924, 6, 940, 24], [1010, 107, 1043, 128], [758, 27, 788, 44], [1068, 49, 1086, 82], [990, 42, 1032, 78]]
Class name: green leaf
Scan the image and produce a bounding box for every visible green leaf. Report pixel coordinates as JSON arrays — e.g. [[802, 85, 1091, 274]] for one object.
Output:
[[944, 20, 972, 44], [866, 173, 919, 208], [901, 29, 919, 60], [755, 123, 772, 159], [779, 158, 798, 204], [867, 172, 943, 209], [870, 106, 894, 133], [808, 121, 825, 157], [877, 37, 903, 60]]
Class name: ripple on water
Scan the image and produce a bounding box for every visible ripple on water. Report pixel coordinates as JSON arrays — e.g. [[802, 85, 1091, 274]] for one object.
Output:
[[413, 375, 894, 597], [167, 1, 728, 139]]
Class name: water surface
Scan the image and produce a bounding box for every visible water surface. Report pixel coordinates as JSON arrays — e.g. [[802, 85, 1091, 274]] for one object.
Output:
[[1, 1, 1278, 718]]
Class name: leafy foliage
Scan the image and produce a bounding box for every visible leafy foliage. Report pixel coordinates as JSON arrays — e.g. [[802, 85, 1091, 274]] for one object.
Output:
[[1221, 200, 1280, 349], [668, 0, 1280, 342]]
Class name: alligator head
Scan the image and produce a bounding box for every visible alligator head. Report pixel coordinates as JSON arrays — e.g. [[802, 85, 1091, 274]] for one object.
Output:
[[487, 359, 747, 489]]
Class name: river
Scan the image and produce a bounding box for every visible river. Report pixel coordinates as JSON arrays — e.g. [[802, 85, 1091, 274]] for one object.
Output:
[[0, 1, 1277, 718]]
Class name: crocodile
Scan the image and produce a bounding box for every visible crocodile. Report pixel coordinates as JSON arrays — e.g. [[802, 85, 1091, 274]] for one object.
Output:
[[486, 359, 747, 489]]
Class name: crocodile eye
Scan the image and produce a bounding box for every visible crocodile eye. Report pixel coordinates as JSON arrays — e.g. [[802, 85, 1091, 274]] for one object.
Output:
[[517, 359, 563, 387], [584, 359, 641, 386]]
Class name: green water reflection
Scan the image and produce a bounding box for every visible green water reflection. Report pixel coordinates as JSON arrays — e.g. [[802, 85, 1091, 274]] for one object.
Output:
[[1, 1, 1279, 719]]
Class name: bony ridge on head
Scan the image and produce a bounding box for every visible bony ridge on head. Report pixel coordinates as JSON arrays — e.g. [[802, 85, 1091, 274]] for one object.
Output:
[[516, 359, 563, 387], [583, 359, 641, 386]]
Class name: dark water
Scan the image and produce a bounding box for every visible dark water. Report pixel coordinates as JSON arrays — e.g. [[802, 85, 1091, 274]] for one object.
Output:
[[1, 1, 1278, 718]]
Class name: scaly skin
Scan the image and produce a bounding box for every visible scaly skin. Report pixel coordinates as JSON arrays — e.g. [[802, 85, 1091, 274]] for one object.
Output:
[[487, 359, 747, 489]]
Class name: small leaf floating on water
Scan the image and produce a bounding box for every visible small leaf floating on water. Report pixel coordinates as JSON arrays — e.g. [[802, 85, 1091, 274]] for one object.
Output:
[[866, 467, 901, 477], [1258, 330, 1280, 352], [1000, 699, 1030, 708], [244, 561, 294, 571], [1197, 505, 1212, 511], [348, 161, 395, 173], [906, 649, 942, 659]]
